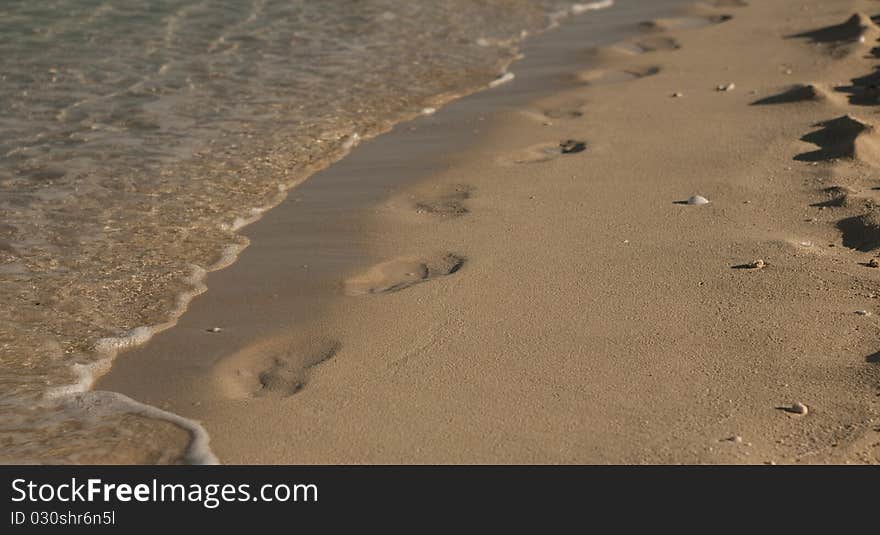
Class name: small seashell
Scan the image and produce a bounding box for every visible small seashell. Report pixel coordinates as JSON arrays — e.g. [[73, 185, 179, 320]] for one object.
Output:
[[672, 92, 684, 98], [748, 259, 766, 269], [207, 327, 222, 333], [717, 82, 736, 92], [868, 258, 879, 268], [726, 435, 743, 443], [790, 402, 808, 415], [687, 195, 710, 205], [856, 310, 871, 316]]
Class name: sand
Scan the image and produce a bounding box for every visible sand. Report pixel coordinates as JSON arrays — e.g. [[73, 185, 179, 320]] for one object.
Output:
[[99, 0, 880, 464]]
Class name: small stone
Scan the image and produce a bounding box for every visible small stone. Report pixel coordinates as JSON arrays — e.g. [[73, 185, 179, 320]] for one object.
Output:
[[686, 195, 710, 205], [717, 82, 736, 92], [672, 92, 684, 98], [868, 258, 879, 268], [559, 139, 587, 154], [724, 435, 743, 443], [207, 327, 222, 333], [790, 402, 808, 415], [856, 310, 871, 316]]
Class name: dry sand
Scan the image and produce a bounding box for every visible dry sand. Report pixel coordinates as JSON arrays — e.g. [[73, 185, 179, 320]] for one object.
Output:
[[100, 0, 880, 464]]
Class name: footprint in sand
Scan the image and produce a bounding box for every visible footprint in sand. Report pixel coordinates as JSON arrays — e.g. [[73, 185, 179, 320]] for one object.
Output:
[[344, 253, 465, 296], [751, 83, 837, 106], [789, 13, 880, 58], [538, 97, 588, 120], [837, 209, 880, 252], [585, 36, 681, 61], [790, 13, 879, 45], [811, 185, 857, 208], [414, 185, 473, 217], [638, 13, 731, 33], [574, 65, 660, 86], [214, 338, 340, 399], [835, 68, 880, 106], [795, 115, 880, 166], [630, 35, 681, 53], [503, 139, 588, 164]]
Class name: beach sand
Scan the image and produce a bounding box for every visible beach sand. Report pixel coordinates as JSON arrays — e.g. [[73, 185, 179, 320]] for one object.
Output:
[[100, 0, 880, 464]]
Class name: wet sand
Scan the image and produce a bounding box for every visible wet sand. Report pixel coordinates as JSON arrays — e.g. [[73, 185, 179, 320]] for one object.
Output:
[[100, 0, 880, 464]]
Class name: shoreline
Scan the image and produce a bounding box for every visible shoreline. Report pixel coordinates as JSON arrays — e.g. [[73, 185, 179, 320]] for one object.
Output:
[[104, 0, 880, 464]]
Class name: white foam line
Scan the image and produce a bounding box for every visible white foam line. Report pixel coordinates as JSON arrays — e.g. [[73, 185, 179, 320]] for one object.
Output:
[[489, 72, 515, 88], [571, 0, 614, 15], [122, 394, 218, 465], [61, 391, 218, 465], [44, 251, 247, 464]]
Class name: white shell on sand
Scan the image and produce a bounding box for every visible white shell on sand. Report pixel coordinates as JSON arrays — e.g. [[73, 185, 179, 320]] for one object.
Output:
[[790, 402, 808, 415], [207, 327, 222, 333], [687, 195, 710, 205], [748, 259, 766, 269], [856, 310, 871, 316], [717, 82, 736, 92]]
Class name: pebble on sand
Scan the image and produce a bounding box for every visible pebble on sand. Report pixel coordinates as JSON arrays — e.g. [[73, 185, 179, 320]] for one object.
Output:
[[559, 139, 587, 154], [716, 82, 736, 92], [686, 195, 710, 205], [856, 310, 871, 316], [207, 327, 222, 333], [789, 402, 808, 415], [868, 258, 879, 268], [747, 259, 766, 269], [672, 92, 684, 98]]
